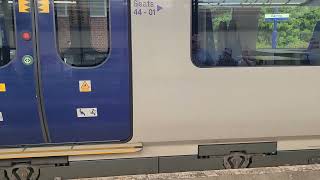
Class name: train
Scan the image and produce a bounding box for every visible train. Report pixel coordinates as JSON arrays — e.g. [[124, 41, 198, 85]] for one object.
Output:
[[1, 0, 320, 179]]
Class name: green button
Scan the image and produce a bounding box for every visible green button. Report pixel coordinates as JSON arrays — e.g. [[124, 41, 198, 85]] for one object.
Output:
[[22, 55, 34, 66]]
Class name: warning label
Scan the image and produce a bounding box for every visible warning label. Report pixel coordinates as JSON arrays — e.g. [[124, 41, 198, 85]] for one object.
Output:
[[79, 80, 92, 93], [18, 0, 30, 13], [38, 0, 50, 13], [0, 83, 6, 92], [77, 108, 98, 118]]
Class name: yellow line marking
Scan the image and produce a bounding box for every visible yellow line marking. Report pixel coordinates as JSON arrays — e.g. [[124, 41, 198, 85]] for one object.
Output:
[[0, 143, 143, 160]]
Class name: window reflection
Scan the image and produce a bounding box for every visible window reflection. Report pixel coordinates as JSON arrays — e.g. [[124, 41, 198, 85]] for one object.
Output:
[[192, 0, 320, 67], [55, 0, 109, 67], [0, 0, 16, 67]]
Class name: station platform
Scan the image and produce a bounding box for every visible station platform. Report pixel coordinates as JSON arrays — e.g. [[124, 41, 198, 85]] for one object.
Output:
[[72, 164, 320, 180]]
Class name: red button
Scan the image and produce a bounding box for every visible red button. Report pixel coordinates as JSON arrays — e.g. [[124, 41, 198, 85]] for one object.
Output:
[[22, 32, 31, 41]]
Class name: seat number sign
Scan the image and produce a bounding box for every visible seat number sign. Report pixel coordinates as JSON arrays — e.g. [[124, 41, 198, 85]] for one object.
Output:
[[133, 0, 163, 16]]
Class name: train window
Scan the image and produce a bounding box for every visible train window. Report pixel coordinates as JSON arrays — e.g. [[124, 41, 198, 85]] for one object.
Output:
[[192, 0, 320, 67], [89, 0, 107, 17], [0, 0, 16, 67], [56, 3, 68, 17], [54, 0, 110, 67]]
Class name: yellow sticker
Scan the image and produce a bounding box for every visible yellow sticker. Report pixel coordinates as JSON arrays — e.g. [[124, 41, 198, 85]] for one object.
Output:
[[0, 84, 6, 92], [38, 0, 50, 13], [18, 0, 30, 13], [79, 80, 92, 93]]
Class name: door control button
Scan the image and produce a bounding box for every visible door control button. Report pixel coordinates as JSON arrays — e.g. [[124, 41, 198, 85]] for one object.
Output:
[[21, 32, 31, 41], [22, 55, 34, 66]]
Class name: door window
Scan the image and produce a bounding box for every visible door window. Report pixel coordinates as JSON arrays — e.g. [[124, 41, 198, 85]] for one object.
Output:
[[0, 0, 16, 67], [54, 0, 110, 67]]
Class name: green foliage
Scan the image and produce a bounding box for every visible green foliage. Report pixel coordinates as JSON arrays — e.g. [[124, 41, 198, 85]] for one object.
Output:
[[212, 8, 232, 29], [257, 7, 320, 49], [208, 6, 320, 49]]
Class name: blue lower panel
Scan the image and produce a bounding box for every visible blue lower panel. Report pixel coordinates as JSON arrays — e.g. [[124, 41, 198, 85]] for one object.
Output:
[[41, 66, 132, 143], [0, 66, 44, 146], [38, 0, 132, 143], [0, 0, 45, 146]]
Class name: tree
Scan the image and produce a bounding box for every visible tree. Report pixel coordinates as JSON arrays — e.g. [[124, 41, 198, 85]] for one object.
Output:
[[257, 6, 320, 49]]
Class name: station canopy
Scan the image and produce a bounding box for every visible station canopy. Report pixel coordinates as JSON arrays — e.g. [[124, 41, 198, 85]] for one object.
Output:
[[197, 0, 311, 6]]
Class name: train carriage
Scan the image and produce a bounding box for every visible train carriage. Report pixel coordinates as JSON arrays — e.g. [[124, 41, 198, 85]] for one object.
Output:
[[1, 0, 320, 179]]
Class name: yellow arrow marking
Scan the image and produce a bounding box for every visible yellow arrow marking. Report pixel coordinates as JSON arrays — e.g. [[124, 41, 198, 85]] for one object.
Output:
[[38, 0, 50, 13], [18, 0, 30, 13]]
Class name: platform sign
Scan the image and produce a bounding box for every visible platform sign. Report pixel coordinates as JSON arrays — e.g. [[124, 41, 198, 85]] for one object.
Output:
[[265, 13, 290, 49], [265, 14, 290, 22]]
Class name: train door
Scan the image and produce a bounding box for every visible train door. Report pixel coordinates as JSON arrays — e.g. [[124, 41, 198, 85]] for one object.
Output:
[[36, 0, 132, 143], [0, 0, 45, 145]]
